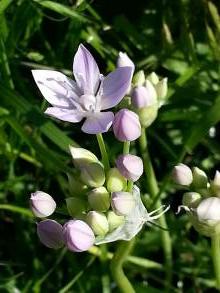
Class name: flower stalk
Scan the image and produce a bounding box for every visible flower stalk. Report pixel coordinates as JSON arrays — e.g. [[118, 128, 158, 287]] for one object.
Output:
[[211, 234, 220, 290], [96, 133, 110, 171], [139, 127, 172, 287], [110, 239, 136, 293]]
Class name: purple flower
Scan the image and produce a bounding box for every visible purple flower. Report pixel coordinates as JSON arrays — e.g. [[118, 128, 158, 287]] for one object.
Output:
[[116, 154, 143, 182], [63, 220, 95, 252], [32, 44, 133, 134], [37, 220, 64, 249], [113, 109, 141, 142]]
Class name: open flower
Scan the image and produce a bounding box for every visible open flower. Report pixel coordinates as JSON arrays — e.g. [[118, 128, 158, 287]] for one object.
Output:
[[32, 44, 133, 134]]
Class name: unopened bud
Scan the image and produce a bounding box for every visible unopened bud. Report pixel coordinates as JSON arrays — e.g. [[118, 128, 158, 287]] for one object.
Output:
[[106, 168, 127, 192], [67, 173, 87, 196], [69, 146, 98, 168], [111, 192, 135, 216], [80, 162, 105, 188], [197, 197, 220, 222], [116, 154, 143, 182], [210, 171, 220, 197], [30, 191, 56, 218], [146, 72, 159, 85], [132, 81, 157, 109], [107, 211, 125, 232], [136, 105, 158, 128], [113, 109, 141, 142], [86, 211, 109, 236], [182, 192, 201, 208], [88, 187, 110, 212], [63, 220, 95, 252], [154, 78, 168, 100], [192, 167, 208, 189], [133, 70, 145, 86], [37, 220, 64, 249], [66, 197, 87, 217], [172, 164, 193, 186]]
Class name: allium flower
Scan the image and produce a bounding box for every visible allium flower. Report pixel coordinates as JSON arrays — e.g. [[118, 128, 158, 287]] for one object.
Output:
[[32, 44, 133, 134], [116, 154, 143, 182]]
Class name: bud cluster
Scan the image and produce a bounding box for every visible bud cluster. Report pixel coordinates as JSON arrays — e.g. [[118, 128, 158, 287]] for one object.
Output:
[[30, 146, 144, 252], [173, 164, 220, 237]]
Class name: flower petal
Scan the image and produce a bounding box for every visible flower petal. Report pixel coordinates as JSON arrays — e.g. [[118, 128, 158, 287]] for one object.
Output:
[[45, 107, 84, 123], [32, 70, 80, 108], [73, 44, 100, 95], [81, 112, 114, 134], [100, 66, 133, 110]]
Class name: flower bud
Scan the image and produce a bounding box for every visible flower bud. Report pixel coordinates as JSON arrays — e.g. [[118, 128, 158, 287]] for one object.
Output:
[[67, 173, 87, 196], [63, 220, 95, 252], [132, 83, 157, 109], [69, 146, 98, 168], [66, 197, 87, 217], [182, 192, 201, 208], [136, 105, 158, 128], [192, 167, 208, 189], [154, 78, 168, 100], [146, 72, 159, 85], [197, 197, 220, 222], [37, 220, 64, 249], [30, 191, 56, 218], [210, 171, 220, 197], [80, 162, 105, 188], [133, 70, 145, 86], [172, 164, 193, 186], [113, 109, 141, 142], [107, 211, 125, 232], [111, 192, 135, 216], [86, 211, 109, 236], [116, 154, 143, 182], [117, 52, 135, 72], [106, 168, 127, 192], [88, 187, 110, 212]]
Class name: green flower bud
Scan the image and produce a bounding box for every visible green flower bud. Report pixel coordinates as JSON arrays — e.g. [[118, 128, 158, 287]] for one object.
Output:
[[88, 187, 110, 212], [81, 162, 105, 188], [107, 211, 125, 232], [210, 171, 220, 197], [67, 173, 87, 196], [86, 211, 109, 236], [146, 72, 159, 85], [106, 168, 127, 192], [133, 70, 145, 86], [136, 104, 158, 128], [66, 197, 87, 217], [69, 146, 98, 168], [192, 167, 208, 189], [154, 78, 168, 100], [182, 192, 201, 208]]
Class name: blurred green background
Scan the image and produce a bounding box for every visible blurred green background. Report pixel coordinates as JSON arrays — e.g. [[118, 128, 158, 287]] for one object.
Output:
[[1, 0, 220, 292]]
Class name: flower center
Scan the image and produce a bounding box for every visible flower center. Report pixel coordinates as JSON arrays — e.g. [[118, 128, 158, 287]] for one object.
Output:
[[80, 94, 96, 112]]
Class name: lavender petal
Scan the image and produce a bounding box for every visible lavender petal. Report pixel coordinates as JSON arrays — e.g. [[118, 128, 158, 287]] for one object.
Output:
[[45, 107, 84, 123], [81, 112, 114, 134]]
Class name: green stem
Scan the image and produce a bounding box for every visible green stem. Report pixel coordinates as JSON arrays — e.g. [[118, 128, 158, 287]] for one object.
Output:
[[111, 239, 135, 293], [96, 133, 110, 171], [211, 234, 220, 290], [0, 204, 33, 217], [123, 141, 130, 155], [139, 127, 172, 288]]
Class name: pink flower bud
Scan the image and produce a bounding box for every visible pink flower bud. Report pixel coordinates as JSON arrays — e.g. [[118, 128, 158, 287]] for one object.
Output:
[[63, 220, 95, 252], [172, 164, 193, 186], [132, 83, 157, 109], [116, 154, 143, 182], [111, 192, 135, 216], [30, 191, 56, 218], [37, 220, 64, 249], [113, 109, 141, 142]]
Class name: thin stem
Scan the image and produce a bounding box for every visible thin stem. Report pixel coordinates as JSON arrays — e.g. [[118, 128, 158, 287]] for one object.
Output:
[[123, 141, 130, 155], [111, 239, 135, 293], [211, 234, 220, 290], [96, 133, 110, 171], [139, 127, 172, 288]]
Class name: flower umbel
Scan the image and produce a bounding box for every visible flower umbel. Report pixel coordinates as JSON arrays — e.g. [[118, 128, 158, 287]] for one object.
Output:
[[32, 44, 133, 134]]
